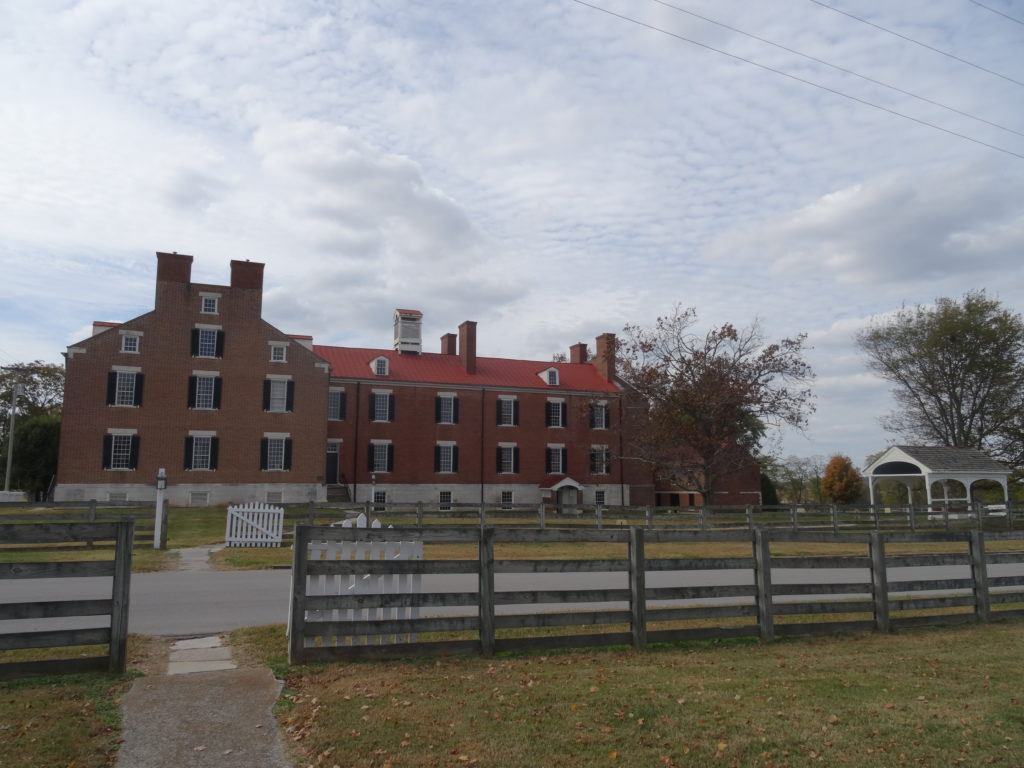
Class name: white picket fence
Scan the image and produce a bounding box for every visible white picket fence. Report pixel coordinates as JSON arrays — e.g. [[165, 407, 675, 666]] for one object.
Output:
[[301, 513, 423, 648], [225, 503, 284, 547]]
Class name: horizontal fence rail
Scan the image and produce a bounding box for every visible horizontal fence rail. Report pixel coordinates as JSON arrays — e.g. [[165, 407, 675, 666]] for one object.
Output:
[[0, 521, 133, 679], [287, 525, 1024, 664]]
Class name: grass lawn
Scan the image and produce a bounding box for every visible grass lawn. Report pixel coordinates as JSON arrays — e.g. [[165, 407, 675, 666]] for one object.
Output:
[[0, 636, 158, 768], [233, 621, 1024, 768]]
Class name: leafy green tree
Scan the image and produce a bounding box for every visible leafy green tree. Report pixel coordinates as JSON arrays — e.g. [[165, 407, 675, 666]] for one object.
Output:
[[820, 455, 863, 504], [8, 413, 61, 499], [774, 454, 827, 504], [856, 291, 1024, 467], [618, 306, 815, 500], [760, 472, 780, 505], [0, 361, 64, 492]]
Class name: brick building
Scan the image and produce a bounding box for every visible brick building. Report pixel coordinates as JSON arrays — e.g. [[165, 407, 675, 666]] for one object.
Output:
[[55, 253, 759, 508]]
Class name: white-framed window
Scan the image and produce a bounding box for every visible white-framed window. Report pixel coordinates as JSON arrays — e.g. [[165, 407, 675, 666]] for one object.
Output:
[[197, 328, 219, 357], [546, 444, 566, 474], [497, 396, 518, 426], [590, 445, 611, 475], [201, 295, 219, 314], [110, 434, 134, 469], [189, 491, 210, 507], [547, 369, 559, 385], [439, 490, 452, 512], [436, 393, 457, 424], [595, 490, 606, 506], [590, 401, 610, 429], [373, 357, 389, 376], [190, 436, 213, 470], [120, 333, 140, 353], [497, 444, 518, 474], [195, 375, 215, 409], [371, 391, 393, 422], [265, 437, 286, 470], [371, 441, 392, 473], [267, 379, 288, 412], [546, 399, 566, 428], [500, 490, 514, 510], [114, 371, 137, 406], [373, 490, 387, 512], [435, 442, 457, 473], [328, 389, 345, 420], [270, 343, 287, 363]]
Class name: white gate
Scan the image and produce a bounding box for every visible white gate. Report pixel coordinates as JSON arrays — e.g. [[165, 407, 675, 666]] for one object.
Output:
[[303, 513, 423, 647], [225, 503, 284, 547]]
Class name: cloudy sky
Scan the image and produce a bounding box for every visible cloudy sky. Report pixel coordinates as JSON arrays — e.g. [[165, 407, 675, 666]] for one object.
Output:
[[2, 0, 1022, 467]]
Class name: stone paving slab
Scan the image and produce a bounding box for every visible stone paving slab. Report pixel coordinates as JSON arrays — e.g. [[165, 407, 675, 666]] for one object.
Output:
[[168, 659, 239, 675], [171, 646, 233, 662], [172, 635, 224, 651]]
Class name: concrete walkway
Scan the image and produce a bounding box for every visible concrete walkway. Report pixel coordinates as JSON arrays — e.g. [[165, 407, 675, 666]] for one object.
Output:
[[175, 544, 223, 572], [116, 635, 291, 768]]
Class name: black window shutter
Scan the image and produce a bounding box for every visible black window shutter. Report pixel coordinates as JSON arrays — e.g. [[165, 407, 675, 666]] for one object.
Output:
[[560, 402, 567, 426], [435, 396, 442, 423], [190, 329, 199, 356], [215, 330, 225, 357], [513, 447, 520, 473], [184, 437, 193, 470], [513, 401, 520, 425], [367, 444, 374, 471], [545, 402, 553, 427], [545, 448, 553, 473], [213, 377, 223, 409], [388, 394, 395, 421], [604, 406, 611, 429], [452, 446, 459, 472], [210, 438, 219, 470], [102, 435, 113, 469], [589, 449, 597, 474], [338, 391, 346, 419], [434, 445, 441, 472], [452, 398, 459, 424], [106, 372, 117, 405], [496, 400, 502, 425], [561, 448, 568, 474], [128, 436, 140, 470], [133, 374, 144, 407], [260, 438, 269, 470], [262, 380, 271, 411], [387, 444, 394, 472], [286, 381, 295, 412], [496, 447, 502, 472], [283, 439, 292, 470], [187, 376, 197, 407], [369, 392, 376, 420]]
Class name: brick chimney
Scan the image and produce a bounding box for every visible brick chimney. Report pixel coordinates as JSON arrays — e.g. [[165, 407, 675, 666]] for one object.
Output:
[[593, 333, 616, 382], [155, 251, 193, 310], [441, 333, 457, 355], [230, 259, 264, 290], [569, 342, 588, 364], [458, 321, 477, 374]]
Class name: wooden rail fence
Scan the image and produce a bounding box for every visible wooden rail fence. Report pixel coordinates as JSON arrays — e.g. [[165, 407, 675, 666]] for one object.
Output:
[[0, 500, 163, 549], [0, 521, 133, 679], [288, 525, 1024, 664]]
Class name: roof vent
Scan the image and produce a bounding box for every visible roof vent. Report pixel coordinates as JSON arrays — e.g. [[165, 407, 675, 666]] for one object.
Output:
[[394, 309, 423, 354]]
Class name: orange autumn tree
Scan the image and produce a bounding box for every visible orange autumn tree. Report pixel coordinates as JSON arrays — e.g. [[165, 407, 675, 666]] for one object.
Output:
[[820, 455, 862, 504]]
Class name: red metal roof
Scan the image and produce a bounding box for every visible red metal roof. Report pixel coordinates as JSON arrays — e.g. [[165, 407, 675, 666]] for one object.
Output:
[[313, 345, 619, 393]]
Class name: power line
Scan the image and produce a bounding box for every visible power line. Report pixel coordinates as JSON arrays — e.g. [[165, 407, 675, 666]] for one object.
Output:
[[650, 0, 1024, 138], [807, 0, 1024, 88], [967, 0, 1024, 27], [569, 0, 1024, 161]]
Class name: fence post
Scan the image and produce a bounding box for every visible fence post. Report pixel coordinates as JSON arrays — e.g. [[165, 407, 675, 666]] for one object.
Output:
[[478, 527, 496, 657], [88, 499, 97, 523], [790, 506, 798, 533], [645, 506, 653, 529], [108, 519, 134, 673], [306, 500, 315, 525], [479, 504, 487, 529], [538, 502, 546, 529], [159, 499, 169, 549], [908, 505, 916, 533], [699, 505, 709, 531], [869, 531, 889, 633], [288, 525, 311, 665], [628, 527, 647, 650], [745, 505, 753, 531], [596, 504, 603, 529], [416, 501, 424, 527], [831, 504, 839, 535], [969, 529, 990, 623], [752, 528, 774, 642]]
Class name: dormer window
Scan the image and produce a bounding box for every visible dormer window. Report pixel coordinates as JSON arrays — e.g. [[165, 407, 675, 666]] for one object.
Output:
[[373, 357, 389, 376], [269, 342, 287, 363], [539, 367, 560, 386], [120, 331, 142, 354], [200, 293, 220, 314]]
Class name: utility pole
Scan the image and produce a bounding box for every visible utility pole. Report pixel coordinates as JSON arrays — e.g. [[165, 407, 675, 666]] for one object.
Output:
[[3, 377, 22, 493]]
